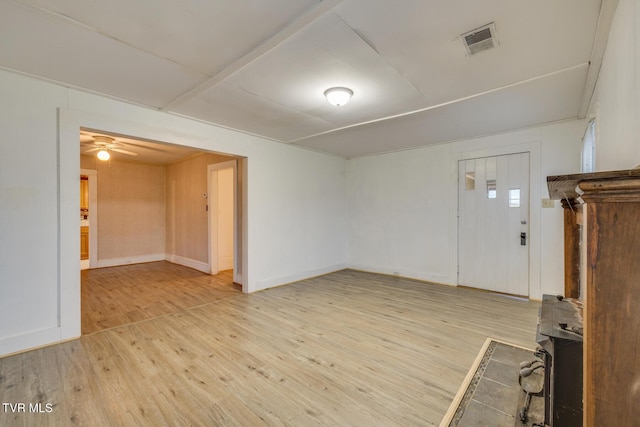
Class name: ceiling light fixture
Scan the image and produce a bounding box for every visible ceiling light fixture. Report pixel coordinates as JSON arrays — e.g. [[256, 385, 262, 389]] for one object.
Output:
[[97, 149, 110, 161], [324, 87, 353, 107]]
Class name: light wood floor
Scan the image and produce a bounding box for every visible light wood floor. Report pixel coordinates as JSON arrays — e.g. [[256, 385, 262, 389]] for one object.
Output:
[[1, 269, 540, 426], [81, 261, 240, 334]]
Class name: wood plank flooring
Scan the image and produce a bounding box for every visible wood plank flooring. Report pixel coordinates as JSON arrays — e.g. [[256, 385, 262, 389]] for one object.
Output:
[[1, 269, 540, 426], [81, 261, 240, 334]]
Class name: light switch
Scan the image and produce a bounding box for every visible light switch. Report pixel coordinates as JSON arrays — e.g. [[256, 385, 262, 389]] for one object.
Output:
[[541, 199, 555, 208]]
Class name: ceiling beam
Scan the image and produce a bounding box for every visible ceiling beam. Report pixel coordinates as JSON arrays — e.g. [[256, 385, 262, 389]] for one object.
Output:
[[161, 0, 344, 112], [578, 0, 619, 118]]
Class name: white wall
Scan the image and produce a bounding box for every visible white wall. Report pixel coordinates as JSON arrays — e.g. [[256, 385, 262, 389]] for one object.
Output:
[[348, 144, 451, 284], [0, 71, 66, 352], [249, 141, 347, 290], [0, 69, 347, 356], [590, 0, 640, 170], [347, 120, 585, 300]]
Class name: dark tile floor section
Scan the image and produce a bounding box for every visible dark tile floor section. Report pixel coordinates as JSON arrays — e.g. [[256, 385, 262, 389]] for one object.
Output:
[[453, 341, 544, 427]]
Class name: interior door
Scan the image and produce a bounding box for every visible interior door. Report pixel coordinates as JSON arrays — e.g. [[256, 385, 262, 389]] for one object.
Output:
[[80, 175, 90, 270], [458, 153, 530, 296]]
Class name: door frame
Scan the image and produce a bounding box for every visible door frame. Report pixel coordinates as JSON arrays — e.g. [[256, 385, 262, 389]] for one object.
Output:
[[449, 141, 542, 299], [207, 160, 238, 281]]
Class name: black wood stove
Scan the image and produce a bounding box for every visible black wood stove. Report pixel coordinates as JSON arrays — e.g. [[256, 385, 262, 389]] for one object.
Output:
[[536, 294, 583, 427]]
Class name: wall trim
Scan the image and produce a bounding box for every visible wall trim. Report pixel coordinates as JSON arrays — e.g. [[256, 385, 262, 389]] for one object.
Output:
[[255, 264, 347, 291], [0, 326, 62, 358], [97, 253, 212, 273], [347, 264, 454, 286], [166, 254, 210, 274], [96, 253, 166, 269]]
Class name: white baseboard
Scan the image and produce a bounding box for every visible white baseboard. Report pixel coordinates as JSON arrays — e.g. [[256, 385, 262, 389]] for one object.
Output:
[[0, 326, 64, 358], [254, 263, 346, 292], [95, 253, 211, 274], [166, 254, 210, 274], [96, 253, 165, 269], [346, 263, 454, 287]]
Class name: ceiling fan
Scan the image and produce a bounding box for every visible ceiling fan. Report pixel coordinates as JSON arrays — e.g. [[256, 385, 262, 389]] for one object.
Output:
[[81, 134, 138, 160]]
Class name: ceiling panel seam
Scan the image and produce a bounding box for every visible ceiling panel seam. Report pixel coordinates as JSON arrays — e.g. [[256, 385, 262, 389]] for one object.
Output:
[[15, 0, 204, 76], [160, 0, 345, 113], [287, 62, 589, 144], [337, 14, 427, 99]]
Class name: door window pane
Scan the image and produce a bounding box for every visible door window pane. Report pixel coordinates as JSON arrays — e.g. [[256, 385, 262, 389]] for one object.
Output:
[[487, 180, 497, 199], [509, 188, 520, 207], [465, 172, 475, 190]]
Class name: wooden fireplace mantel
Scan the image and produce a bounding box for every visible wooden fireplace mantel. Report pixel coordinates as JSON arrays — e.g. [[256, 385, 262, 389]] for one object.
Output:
[[547, 168, 640, 201], [548, 168, 640, 299], [546, 168, 640, 427]]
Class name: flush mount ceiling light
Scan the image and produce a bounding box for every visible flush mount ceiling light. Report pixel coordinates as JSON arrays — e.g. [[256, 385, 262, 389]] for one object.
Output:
[[324, 87, 353, 107], [97, 149, 110, 161]]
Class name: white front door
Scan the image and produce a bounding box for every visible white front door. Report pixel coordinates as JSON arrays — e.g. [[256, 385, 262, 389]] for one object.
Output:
[[458, 153, 530, 296]]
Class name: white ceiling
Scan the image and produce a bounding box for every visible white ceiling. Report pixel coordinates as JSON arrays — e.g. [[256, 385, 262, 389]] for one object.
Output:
[[0, 0, 605, 159]]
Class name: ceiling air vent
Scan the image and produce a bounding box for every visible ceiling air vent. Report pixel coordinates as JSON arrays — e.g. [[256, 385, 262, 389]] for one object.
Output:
[[461, 23, 498, 56]]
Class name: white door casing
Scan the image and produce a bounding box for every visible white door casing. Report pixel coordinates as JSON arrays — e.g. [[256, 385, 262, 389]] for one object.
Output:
[[458, 153, 530, 296], [207, 160, 237, 278]]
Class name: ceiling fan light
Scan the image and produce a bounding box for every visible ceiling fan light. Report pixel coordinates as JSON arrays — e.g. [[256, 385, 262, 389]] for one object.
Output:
[[324, 87, 353, 107], [97, 149, 110, 161]]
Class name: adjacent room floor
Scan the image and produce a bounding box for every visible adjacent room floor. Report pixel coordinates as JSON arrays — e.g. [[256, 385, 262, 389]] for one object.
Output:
[[81, 261, 240, 334], [1, 269, 539, 426]]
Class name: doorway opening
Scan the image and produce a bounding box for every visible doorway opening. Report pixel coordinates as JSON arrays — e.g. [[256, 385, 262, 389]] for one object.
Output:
[[79, 129, 246, 334], [208, 160, 238, 281]]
